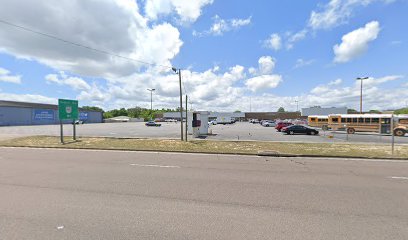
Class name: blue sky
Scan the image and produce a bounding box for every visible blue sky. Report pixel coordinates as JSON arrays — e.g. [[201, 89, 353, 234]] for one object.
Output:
[[0, 0, 407, 111]]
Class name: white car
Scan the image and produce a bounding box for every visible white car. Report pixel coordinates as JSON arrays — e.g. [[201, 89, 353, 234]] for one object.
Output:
[[262, 121, 276, 127], [208, 120, 217, 125]]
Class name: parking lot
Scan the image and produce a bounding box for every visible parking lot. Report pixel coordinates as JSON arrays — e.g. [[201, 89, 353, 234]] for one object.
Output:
[[1, 122, 407, 144]]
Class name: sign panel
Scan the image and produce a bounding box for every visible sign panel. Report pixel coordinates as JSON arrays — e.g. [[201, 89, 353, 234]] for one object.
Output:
[[33, 109, 55, 120], [58, 99, 78, 120], [79, 112, 88, 121]]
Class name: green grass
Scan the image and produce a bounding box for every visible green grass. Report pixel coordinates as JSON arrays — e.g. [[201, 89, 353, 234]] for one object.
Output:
[[1, 136, 407, 159]]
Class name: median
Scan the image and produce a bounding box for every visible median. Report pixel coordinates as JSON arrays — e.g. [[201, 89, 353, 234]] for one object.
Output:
[[1, 136, 407, 159]]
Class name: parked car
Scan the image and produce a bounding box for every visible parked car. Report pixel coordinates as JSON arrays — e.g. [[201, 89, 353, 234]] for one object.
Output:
[[165, 119, 177, 122], [282, 125, 319, 135], [262, 121, 276, 127], [208, 120, 217, 125], [145, 121, 161, 127], [275, 122, 293, 132], [250, 119, 260, 124]]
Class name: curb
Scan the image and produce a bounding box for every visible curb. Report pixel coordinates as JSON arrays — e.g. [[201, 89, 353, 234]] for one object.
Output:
[[257, 151, 407, 160], [1, 145, 407, 160]]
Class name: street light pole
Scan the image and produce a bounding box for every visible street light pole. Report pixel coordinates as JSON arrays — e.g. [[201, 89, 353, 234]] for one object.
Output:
[[147, 88, 155, 120], [172, 67, 184, 141], [356, 77, 369, 114]]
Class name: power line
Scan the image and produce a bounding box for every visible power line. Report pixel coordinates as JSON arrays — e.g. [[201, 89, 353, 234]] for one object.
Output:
[[0, 18, 174, 70]]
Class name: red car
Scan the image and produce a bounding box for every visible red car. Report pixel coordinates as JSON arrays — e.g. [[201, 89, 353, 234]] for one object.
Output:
[[275, 122, 293, 132]]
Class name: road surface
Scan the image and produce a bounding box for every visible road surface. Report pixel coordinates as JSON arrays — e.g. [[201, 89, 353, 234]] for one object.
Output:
[[0, 147, 407, 239]]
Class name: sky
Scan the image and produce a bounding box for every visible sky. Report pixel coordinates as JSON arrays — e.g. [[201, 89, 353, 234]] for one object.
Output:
[[0, 0, 407, 112]]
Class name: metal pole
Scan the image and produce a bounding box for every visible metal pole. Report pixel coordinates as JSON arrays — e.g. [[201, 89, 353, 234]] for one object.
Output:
[[150, 90, 152, 113], [73, 120, 76, 141], [360, 79, 363, 114], [185, 95, 188, 141], [60, 121, 64, 144], [178, 69, 184, 141], [391, 114, 395, 155]]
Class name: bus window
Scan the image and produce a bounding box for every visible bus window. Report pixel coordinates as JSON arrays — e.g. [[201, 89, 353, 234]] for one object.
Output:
[[364, 118, 371, 123], [358, 118, 364, 123], [372, 118, 379, 123], [311, 118, 316, 122], [347, 118, 352, 123], [381, 118, 391, 124], [332, 118, 339, 123], [400, 119, 408, 124], [352, 118, 358, 123], [341, 118, 346, 123]]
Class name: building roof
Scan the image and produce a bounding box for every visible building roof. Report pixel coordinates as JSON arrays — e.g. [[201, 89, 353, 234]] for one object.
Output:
[[0, 100, 102, 112]]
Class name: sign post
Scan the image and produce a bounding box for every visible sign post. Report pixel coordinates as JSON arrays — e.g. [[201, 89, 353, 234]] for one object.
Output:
[[58, 99, 79, 144]]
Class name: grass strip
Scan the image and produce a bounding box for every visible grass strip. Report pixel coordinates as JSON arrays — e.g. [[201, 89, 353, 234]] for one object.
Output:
[[0, 136, 407, 159]]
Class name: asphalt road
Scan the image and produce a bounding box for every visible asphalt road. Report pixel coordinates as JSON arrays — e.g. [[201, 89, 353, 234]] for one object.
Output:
[[0, 147, 407, 239], [1, 122, 407, 144]]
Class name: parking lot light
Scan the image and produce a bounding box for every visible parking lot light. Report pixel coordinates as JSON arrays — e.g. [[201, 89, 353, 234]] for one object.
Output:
[[147, 88, 156, 120]]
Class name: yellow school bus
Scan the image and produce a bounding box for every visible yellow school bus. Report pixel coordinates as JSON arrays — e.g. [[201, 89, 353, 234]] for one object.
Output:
[[327, 114, 408, 136], [307, 115, 329, 128]]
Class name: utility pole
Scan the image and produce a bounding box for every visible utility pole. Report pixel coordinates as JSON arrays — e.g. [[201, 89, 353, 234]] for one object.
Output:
[[185, 95, 188, 141], [147, 88, 155, 120], [356, 77, 369, 114], [172, 67, 183, 141], [295, 100, 299, 112]]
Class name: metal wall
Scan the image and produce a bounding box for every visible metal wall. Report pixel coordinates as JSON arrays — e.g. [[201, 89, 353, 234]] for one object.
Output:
[[0, 106, 103, 126], [301, 107, 348, 117]]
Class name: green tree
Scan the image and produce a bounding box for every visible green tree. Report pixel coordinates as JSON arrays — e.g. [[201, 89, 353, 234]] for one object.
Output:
[[369, 109, 381, 113], [81, 106, 104, 112], [277, 107, 285, 113], [394, 108, 408, 114], [347, 109, 358, 114], [103, 112, 113, 119], [234, 110, 241, 113], [128, 107, 143, 118]]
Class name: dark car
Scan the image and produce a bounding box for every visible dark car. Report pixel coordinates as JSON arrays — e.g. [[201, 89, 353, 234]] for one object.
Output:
[[275, 122, 293, 132], [282, 125, 319, 135], [145, 121, 161, 127]]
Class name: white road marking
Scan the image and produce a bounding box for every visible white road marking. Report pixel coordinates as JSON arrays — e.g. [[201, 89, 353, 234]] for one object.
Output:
[[389, 176, 408, 180], [57, 226, 64, 230], [130, 163, 181, 168]]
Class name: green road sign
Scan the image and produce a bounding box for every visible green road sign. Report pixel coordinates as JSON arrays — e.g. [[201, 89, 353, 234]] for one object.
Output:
[[58, 99, 78, 120]]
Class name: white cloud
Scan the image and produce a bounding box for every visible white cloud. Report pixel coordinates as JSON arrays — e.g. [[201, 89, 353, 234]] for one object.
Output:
[[0, 0, 183, 78], [308, 0, 391, 30], [271, 0, 395, 50], [263, 34, 282, 51], [286, 29, 308, 49], [294, 59, 315, 69], [245, 75, 282, 92], [258, 56, 276, 75], [0, 67, 21, 84], [333, 21, 380, 63], [194, 15, 252, 36], [144, 0, 213, 23], [0, 92, 55, 104], [45, 72, 91, 91]]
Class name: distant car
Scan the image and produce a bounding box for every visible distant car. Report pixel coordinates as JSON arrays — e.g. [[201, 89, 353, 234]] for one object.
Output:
[[208, 120, 217, 125], [262, 121, 276, 127], [250, 119, 260, 124], [74, 120, 84, 124], [145, 121, 161, 127], [165, 119, 177, 122], [282, 125, 319, 135], [275, 122, 293, 132]]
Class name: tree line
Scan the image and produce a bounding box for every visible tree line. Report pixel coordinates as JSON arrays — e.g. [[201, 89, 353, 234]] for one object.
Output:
[[81, 106, 178, 120]]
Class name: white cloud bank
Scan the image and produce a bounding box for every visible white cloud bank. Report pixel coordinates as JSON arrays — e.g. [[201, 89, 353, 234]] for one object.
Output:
[[333, 21, 380, 63], [0, 67, 21, 84], [263, 34, 282, 51], [144, 0, 213, 23], [193, 15, 251, 36], [0, 0, 183, 78]]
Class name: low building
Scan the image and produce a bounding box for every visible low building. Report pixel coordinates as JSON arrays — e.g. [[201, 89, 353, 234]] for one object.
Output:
[[301, 107, 347, 117], [245, 112, 302, 120], [0, 100, 103, 126]]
